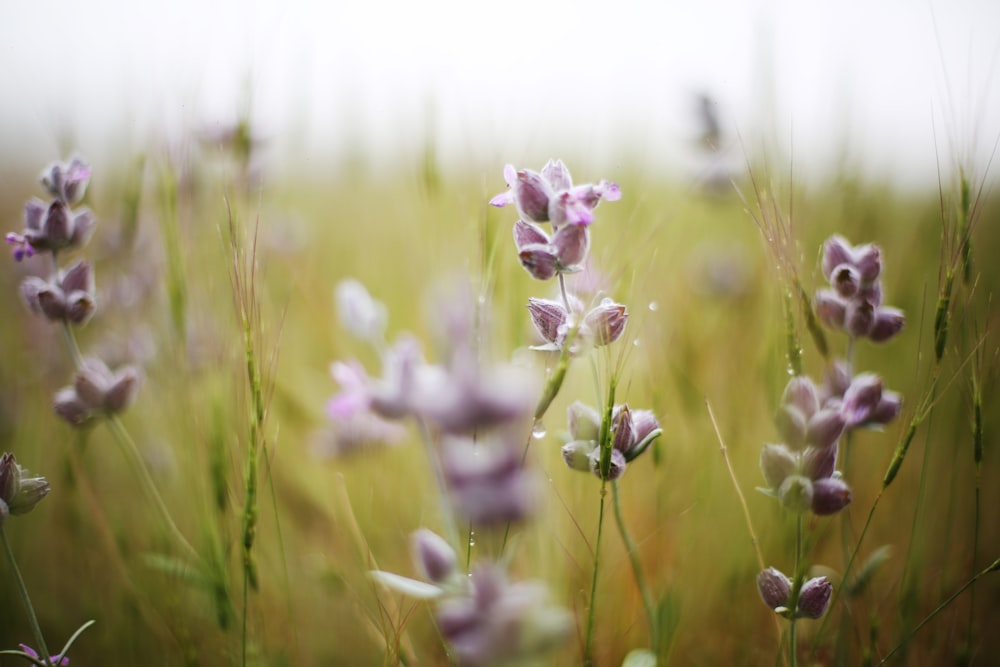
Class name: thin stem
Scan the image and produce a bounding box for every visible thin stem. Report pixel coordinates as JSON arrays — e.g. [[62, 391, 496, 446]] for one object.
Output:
[[105, 415, 200, 564], [584, 482, 608, 667], [611, 480, 658, 655], [558, 272, 571, 311], [59, 322, 83, 369], [789, 514, 803, 667], [2, 527, 54, 667], [877, 559, 1000, 665]]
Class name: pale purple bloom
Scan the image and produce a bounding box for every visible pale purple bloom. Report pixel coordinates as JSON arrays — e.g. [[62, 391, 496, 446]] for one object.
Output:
[[40, 157, 92, 206], [20, 260, 96, 326], [490, 160, 620, 230], [53, 358, 142, 427], [797, 576, 833, 618], [757, 567, 792, 610], [525, 295, 628, 352], [441, 436, 538, 525], [412, 529, 458, 584], [335, 278, 387, 342], [436, 563, 571, 666], [562, 401, 661, 480], [512, 220, 591, 279], [0, 454, 51, 525]]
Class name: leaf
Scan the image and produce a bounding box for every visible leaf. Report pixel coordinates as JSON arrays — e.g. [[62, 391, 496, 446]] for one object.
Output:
[[369, 570, 443, 599], [622, 648, 658, 667]]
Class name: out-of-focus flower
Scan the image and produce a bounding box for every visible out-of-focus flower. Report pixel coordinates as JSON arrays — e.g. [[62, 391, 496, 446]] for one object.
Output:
[[20, 260, 96, 326], [774, 376, 846, 452], [335, 278, 388, 343], [412, 528, 458, 584], [18, 644, 69, 667], [818, 364, 902, 430], [441, 436, 538, 526], [0, 453, 51, 525], [436, 562, 572, 667], [53, 358, 142, 427], [6, 199, 96, 261], [490, 160, 620, 230], [40, 157, 91, 206], [815, 235, 904, 343]]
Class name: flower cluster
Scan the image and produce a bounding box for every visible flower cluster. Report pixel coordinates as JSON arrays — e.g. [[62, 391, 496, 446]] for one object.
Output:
[[324, 280, 540, 525], [6, 158, 95, 262], [492, 160, 628, 352], [814, 235, 904, 342], [5, 159, 143, 429], [757, 567, 832, 619], [374, 529, 571, 667], [760, 376, 851, 516], [561, 401, 661, 480], [0, 453, 51, 526]]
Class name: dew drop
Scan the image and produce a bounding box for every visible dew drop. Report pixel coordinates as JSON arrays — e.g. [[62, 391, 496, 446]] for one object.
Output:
[[648, 301, 659, 312], [633, 338, 641, 347], [532, 420, 547, 439]]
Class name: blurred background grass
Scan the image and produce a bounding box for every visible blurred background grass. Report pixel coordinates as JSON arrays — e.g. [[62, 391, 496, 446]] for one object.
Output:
[[0, 135, 997, 665]]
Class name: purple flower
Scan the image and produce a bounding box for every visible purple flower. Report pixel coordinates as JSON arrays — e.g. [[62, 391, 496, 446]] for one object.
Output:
[[525, 295, 628, 352], [797, 576, 833, 619], [411, 529, 458, 584], [490, 160, 620, 230], [561, 401, 661, 480], [757, 567, 792, 610], [20, 260, 96, 326], [512, 220, 591, 279], [53, 358, 142, 427], [19, 644, 69, 667], [40, 157, 92, 206], [6, 198, 96, 260], [436, 563, 571, 666], [441, 436, 538, 526], [0, 454, 51, 525]]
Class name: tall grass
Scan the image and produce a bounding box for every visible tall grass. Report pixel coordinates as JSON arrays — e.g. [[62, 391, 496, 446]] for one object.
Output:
[[0, 140, 997, 665]]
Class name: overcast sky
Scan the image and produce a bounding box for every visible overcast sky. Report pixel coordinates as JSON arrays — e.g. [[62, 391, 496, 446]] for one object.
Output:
[[1, 0, 998, 186]]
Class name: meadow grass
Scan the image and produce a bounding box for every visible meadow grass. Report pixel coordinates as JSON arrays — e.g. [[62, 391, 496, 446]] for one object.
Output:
[[0, 145, 997, 666]]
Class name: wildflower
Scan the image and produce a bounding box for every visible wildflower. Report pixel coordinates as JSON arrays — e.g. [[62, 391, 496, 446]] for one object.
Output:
[[512, 220, 591, 279], [6, 198, 96, 260], [335, 278, 387, 343], [774, 376, 846, 451], [797, 576, 833, 619], [20, 260, 96, 326], [814, 235, 904, 343], [412, 528, 458, 584], [436, 562, 571, 666], [18, 644, 69, 667], [526, 296, 628, 351], [40, 157, 92, 206], [818, 364, 902, 430], [53, 358, 142, 427], [0, 454, 51, 525], [441, 436, 538, 526], [560, 401, 661, 480], [490, 160, 620, 229], [757, 567, 792, 610]]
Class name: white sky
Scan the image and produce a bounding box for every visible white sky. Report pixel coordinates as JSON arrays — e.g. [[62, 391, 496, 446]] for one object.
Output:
[[1, 0, 999, 186]]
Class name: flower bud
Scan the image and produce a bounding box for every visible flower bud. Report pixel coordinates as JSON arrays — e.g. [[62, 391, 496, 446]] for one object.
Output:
[[562, 440, 595, 472], [797, 576, 833, 618], [775, 405, 808, 450], [815, 289, 847, 331], [583, 298, 628, 346], [0, 453, 50, 522], [567, 401, 601, 442], [513, 220, 549, 250], [24, 198, 45, 232], [869, 390, 902, 426], [806, 409, 846, 449], [514, 169, 553, 223], [43, 201, 72, 248], [779, 475, 814, 513], [831, 264, 861, 298], [518, 244, 559, 281], [811, 477, 852, 515], [869, 306, 905, 343], [802, 444, 837, 481], [589, 447, 626, 481], [552, 223, 589, 269], [782, 376, 820, 416], [336, 279, 387, 342], [412, 528, 457, 584], [541, 159, 572, 191], [757, 567, 792, 610], [845, 299, 876, 338], [611, 405, 635, 454], [104, 366, 142, 412], [853, 244, 881, 284], [760, 444, 797, 489], [630, 409, 660, 447], [527, 298, 568, 344], [821, 236, 854, 282], [53, 386, 92, 426]]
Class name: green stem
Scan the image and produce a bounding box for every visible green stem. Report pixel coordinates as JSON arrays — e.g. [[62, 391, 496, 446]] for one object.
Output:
[[105, 415, 200, 564], [789, 513, 803, 667], [2, 527, 54, 667], [584, 482, 608, 667], [611, 480, 658, 655]]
